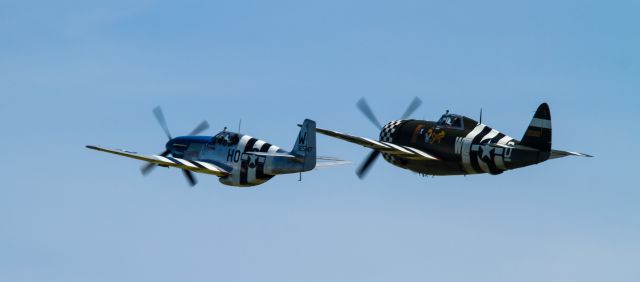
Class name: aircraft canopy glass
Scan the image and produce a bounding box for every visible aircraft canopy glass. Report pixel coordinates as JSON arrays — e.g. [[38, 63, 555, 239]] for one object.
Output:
[[212, 131, 240, 146], [437, 114, 464, 129]]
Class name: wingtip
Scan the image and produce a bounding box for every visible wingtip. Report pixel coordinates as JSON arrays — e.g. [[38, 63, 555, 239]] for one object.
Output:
[[572, 151, 594, 158]]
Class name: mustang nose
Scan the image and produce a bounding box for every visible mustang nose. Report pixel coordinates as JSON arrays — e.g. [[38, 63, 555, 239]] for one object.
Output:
[[165, 139, 174, 153]]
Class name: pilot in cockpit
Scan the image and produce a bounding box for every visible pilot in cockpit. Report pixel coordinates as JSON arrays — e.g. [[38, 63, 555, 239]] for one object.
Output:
[[212, 127, 240, 147], [438, 113, 463, 129], [222, 134, 230, 145], [451, 116, 461, 127], [438, 116, 451, 126], [213, 129, 226, 146], [229, 133, 239, 144]]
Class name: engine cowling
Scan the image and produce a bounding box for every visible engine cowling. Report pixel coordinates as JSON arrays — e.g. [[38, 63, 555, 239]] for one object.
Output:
[[379, 120, 409, 168]]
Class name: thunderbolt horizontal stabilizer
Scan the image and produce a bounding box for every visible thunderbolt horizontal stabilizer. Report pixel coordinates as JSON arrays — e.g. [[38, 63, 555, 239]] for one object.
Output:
[[549, 149, 594, 159]]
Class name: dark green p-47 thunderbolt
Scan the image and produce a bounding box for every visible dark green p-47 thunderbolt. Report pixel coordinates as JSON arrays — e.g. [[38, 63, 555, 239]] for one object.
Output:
[[317, 98, 592, 178]]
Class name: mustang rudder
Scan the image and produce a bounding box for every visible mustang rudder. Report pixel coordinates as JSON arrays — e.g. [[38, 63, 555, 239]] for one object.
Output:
[[292, 119, 316, 171]]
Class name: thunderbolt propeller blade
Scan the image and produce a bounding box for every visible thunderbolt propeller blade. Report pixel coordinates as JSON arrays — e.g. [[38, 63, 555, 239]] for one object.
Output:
[[357, 97, 383, 130], [400, 97, 423, 120], [355, 96, 422, 179], [153, 106, 172, 140], [182, 169, 197, 187], [356, 150, 380, 179], [188, 120, 210, 136]]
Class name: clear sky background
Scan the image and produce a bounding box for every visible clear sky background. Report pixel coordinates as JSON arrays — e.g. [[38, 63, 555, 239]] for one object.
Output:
[[1, 1, 639, 281]]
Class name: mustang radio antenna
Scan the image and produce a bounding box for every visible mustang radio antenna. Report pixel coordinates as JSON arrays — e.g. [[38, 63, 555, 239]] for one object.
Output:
[[238, 119, 242, 133], [479, 108, 483, 124]]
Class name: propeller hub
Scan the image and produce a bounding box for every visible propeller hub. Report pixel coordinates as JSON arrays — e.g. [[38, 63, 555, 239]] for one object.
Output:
[[165, 139, 174, 154], [144, 106, 209, 186], [354, 97, 421, 179]]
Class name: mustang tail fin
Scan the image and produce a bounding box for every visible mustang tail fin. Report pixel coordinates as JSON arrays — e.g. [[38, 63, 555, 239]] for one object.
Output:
[[291, 119, 316, 171], [521, 103, 552, 152]]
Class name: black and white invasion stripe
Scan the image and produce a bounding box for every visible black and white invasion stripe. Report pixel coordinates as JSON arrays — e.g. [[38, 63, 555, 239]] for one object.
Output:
[[152, 154, 226, 175]]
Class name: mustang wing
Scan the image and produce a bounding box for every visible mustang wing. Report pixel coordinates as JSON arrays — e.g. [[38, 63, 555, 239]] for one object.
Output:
[[316, 127, 439, 161], [86, 145, 230, 177]]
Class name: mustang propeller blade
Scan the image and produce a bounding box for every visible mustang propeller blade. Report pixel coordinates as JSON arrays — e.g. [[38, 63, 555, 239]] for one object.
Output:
[[188, 120, 210, 136], [182, 169, 198, 187], [143, 107, 208, 187], [153, 106, 173, 140], [140, 149, 170, 176], [355, 97, 422, 179]]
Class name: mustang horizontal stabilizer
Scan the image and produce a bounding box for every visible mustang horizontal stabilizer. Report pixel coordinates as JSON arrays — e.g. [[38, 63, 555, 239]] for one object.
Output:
[[316, 127, 439, 161], [244, 151, 349, 167], [86, 145, 230, 177], [315, 156, 351, 169]]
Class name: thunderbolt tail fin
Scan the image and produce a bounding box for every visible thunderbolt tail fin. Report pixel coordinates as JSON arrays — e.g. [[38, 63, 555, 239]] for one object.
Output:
[[291, 119, 316, 171], [520, 103, 552, 152]]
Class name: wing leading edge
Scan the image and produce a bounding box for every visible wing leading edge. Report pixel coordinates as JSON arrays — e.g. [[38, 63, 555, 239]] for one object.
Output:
[[316, 127, 440, 161], [86, 145, 230, 177]]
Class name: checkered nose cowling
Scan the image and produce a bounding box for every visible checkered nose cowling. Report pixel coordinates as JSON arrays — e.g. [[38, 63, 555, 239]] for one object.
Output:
[[379, 120, 404, 142], [379, 120, 406, 168]]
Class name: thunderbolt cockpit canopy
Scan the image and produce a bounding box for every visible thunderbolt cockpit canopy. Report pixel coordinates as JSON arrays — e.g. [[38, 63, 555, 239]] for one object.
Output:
[[437, 114, 464, 130]]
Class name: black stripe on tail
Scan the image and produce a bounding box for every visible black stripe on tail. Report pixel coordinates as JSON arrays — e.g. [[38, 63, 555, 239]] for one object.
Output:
[[520, 103, 552, 151]]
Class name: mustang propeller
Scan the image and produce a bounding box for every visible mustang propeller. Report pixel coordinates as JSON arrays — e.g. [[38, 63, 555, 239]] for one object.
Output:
[[140, 106, 209, 187], [355, 97, 422, 179]]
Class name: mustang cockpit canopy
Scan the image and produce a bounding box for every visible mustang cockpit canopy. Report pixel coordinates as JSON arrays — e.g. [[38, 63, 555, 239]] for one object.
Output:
[[212, 131, 240, 146]]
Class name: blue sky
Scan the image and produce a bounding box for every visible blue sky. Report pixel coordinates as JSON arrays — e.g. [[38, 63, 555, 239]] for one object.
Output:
[[1, 1, 639, 281]]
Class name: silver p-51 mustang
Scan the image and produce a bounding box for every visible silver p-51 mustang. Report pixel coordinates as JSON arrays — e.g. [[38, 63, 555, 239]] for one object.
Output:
[[87, 107, 347, 187]]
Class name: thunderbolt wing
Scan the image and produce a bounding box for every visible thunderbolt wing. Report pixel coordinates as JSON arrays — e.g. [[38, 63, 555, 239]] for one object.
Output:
[[86, 145, 230, 177], [316, 128, 440, 161]]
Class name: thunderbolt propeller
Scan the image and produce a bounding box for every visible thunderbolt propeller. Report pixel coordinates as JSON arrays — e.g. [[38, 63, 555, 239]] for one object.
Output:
[[355, 97, 422, 179], [140, 106, 209, 187]]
